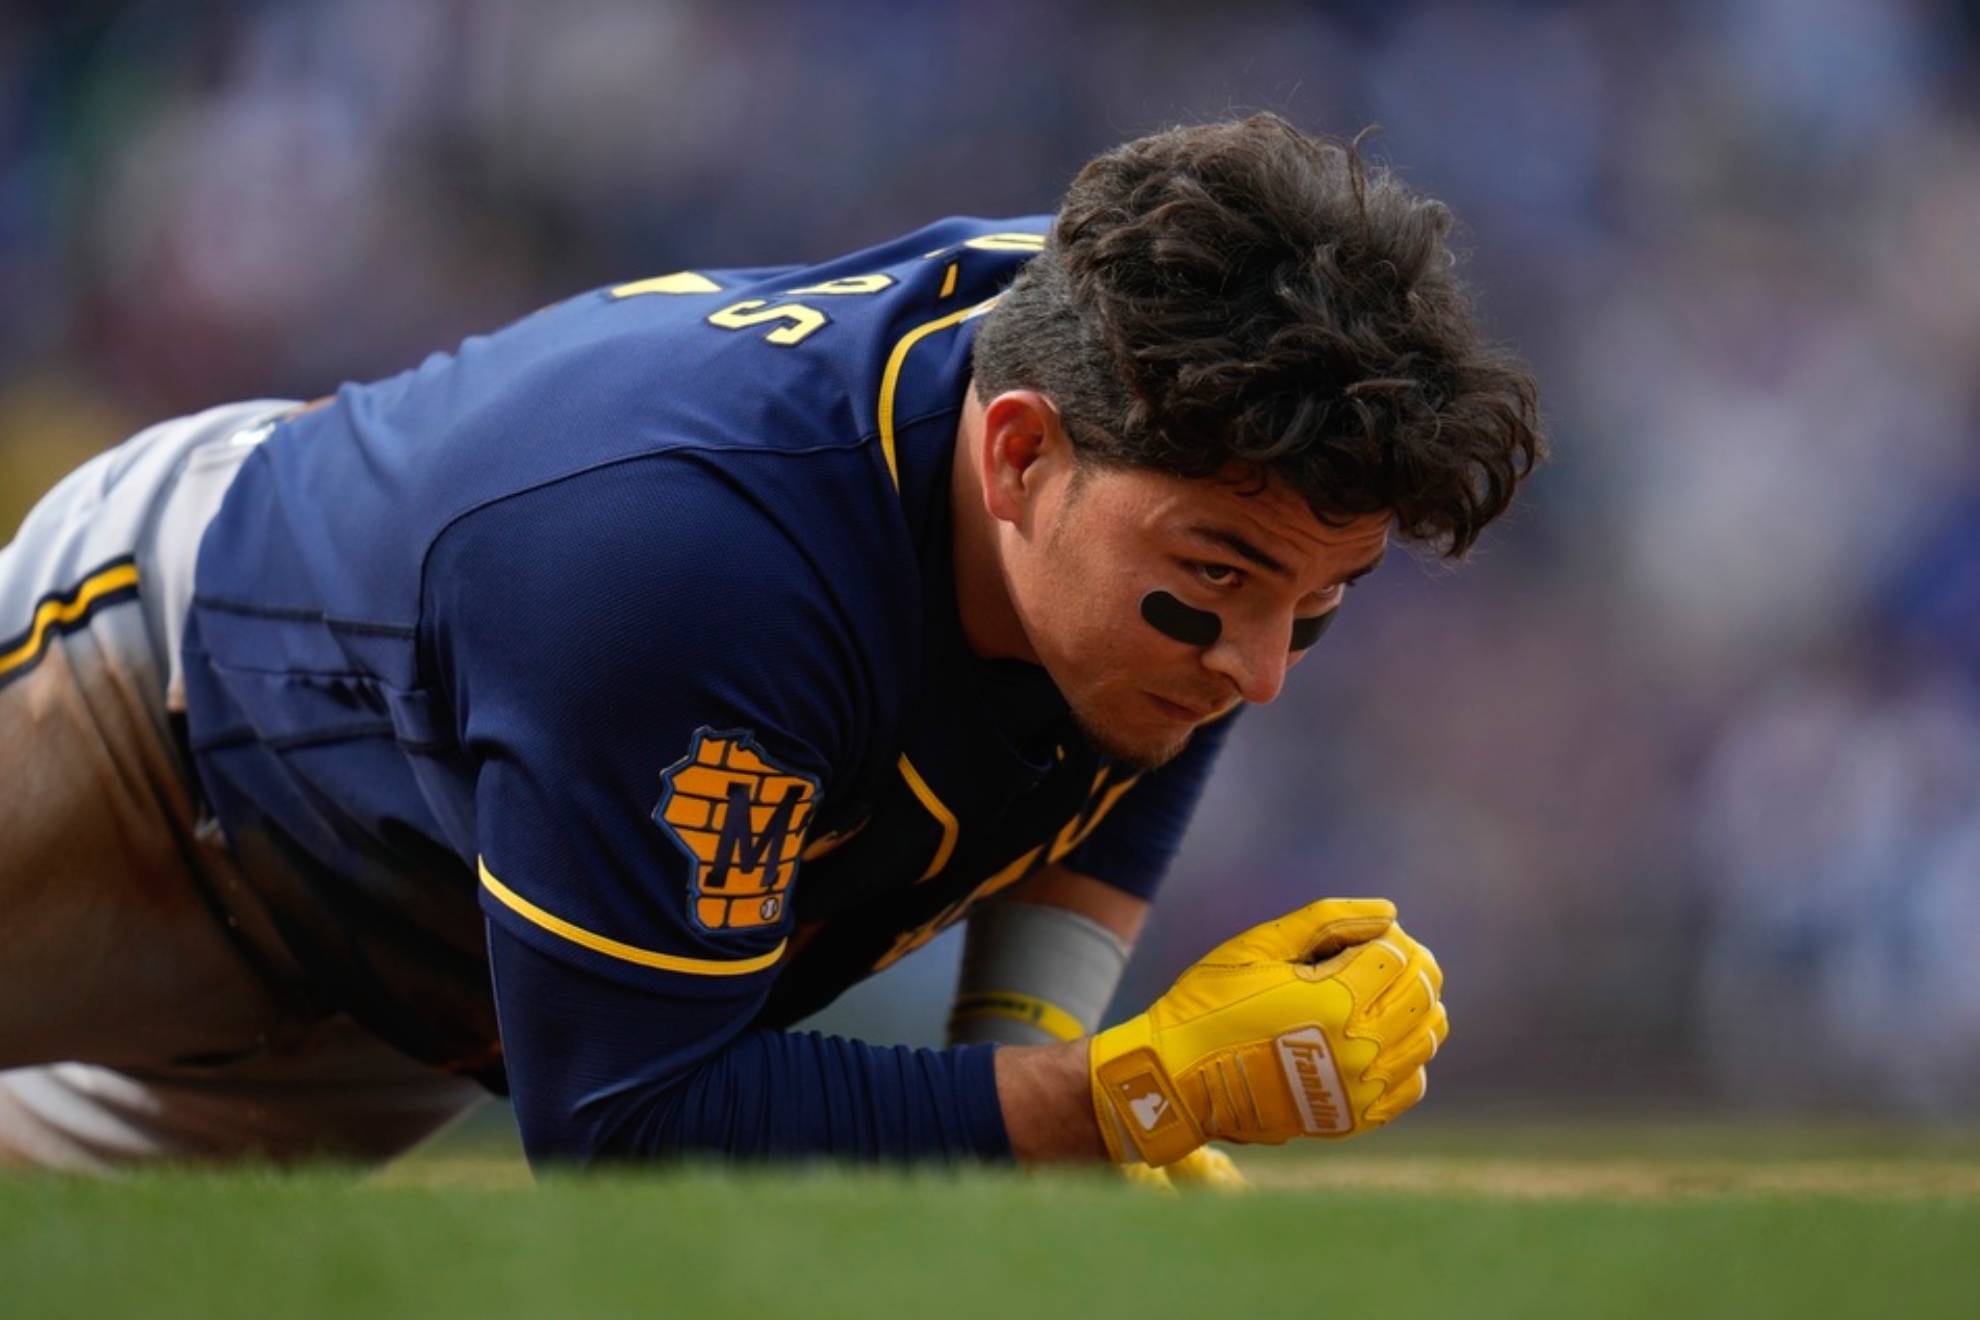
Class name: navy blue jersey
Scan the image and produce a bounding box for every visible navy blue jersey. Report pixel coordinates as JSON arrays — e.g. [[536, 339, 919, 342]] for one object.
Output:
[[181, 217, 1233, 1158]]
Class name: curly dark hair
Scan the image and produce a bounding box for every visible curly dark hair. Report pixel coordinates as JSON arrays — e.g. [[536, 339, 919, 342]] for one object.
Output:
[[971, 114, 1543, 558]]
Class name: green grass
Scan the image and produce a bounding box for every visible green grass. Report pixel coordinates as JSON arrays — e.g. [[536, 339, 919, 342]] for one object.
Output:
[[5, 1123, 1979, 1320]]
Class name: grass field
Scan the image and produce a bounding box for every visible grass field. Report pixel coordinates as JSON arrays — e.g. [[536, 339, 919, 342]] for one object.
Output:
[[6, 1119, 1979, 1319]]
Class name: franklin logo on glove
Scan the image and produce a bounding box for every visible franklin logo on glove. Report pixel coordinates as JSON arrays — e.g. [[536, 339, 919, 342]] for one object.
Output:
[[1276, 1028, 1351, 1136]]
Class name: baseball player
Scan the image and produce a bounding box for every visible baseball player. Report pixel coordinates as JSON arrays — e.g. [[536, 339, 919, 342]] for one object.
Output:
[[0, 116, 1540, 1174]]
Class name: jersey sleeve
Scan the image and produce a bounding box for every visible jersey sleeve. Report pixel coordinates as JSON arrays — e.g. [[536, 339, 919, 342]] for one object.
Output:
[[428, 454, 1010, 1164], [427, 453, 851, 989], [1058, 707, 1241, 900], [486, 919, 1008, 1164]]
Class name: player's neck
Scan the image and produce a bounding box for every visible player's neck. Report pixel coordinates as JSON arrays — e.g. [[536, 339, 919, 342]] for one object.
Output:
[[951, 386, 1040, 665]]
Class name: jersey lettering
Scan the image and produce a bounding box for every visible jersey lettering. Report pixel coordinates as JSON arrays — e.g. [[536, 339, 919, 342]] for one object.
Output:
[[707, 299, 830, 346]]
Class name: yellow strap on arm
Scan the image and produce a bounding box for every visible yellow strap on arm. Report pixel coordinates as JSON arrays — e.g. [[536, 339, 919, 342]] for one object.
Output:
[[948, 990, 1086, 1045]]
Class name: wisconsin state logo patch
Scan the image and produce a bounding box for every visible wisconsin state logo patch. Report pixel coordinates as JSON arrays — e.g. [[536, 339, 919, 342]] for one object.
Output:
[[653, 727, 820, 933]]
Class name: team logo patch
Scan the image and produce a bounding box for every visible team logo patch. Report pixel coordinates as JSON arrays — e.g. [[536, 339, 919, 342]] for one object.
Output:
[[653, 727, 819, 933]]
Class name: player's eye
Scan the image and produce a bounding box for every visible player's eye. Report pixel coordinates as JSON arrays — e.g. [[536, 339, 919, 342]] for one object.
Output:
[[1295, 583, 1344, 615], [1323, 572, 1368, 601], [1187, 561, 1244, 590]]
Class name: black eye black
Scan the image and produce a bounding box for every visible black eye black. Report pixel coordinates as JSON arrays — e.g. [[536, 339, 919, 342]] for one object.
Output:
[[1289, 609, 1337, 652]]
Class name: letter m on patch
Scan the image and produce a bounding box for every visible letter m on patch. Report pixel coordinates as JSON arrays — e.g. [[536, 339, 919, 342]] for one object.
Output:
[[653, 727, 820, 933]]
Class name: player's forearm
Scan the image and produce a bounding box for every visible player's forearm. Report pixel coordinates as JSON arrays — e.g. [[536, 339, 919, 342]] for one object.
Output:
[[490, 923, 1013, 1165], [649, 1029, 1012, 1163], [993, 1038, 1106, 1161], [514, 1022, 1015, 1166]]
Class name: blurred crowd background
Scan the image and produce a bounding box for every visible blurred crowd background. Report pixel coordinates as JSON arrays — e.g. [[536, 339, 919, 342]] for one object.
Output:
[[4, 0, 1977, 1120]]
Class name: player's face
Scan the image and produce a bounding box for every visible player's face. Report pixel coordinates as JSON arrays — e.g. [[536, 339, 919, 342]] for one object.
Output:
[[1012, 458, 1391, 771]]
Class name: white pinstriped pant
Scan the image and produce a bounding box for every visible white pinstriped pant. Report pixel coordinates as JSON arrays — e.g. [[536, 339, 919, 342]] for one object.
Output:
[[0, 402, 484, 1171]]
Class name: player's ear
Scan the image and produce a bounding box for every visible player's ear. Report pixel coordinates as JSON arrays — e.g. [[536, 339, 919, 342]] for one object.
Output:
[[980, 390, 1067, 526]]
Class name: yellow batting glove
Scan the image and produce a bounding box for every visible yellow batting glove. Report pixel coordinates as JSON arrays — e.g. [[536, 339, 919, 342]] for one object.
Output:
[[1164, 1144, 1251, 1190], [1089, 898, 1447, 1167], [1118, 1145, 1249, 1194]]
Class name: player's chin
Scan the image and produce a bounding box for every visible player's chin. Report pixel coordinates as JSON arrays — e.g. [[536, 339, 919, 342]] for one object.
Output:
[[1073, 703, 1194, 772]]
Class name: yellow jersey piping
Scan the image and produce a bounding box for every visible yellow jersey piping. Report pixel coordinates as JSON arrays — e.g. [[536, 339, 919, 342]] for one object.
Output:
[[896, 754, 959, 881], [868, 279, 1014, 880], [479, 857, 785, 976], [875, 297, 998, 488]]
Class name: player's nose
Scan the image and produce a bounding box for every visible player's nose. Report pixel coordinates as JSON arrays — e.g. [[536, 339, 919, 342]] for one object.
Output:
[[1201, 622, 1290, 705]]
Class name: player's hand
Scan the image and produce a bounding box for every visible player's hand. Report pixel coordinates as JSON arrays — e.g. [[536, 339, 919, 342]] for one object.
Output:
[[1119, 1144, 1251, 1193], [1088, 898, 1446, 1167], [1164, 1143, 1249, 1189]]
